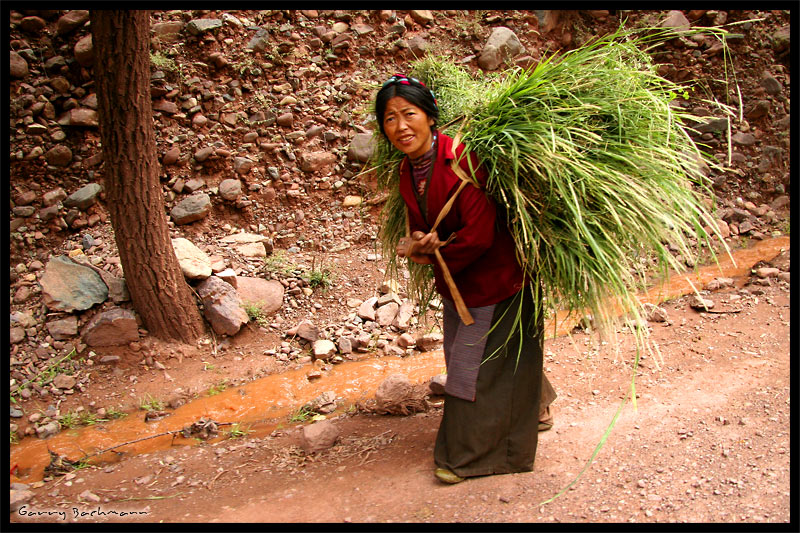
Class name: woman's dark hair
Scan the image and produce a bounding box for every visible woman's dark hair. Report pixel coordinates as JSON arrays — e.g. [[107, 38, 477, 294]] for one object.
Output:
[[375, 77, 439, 137]]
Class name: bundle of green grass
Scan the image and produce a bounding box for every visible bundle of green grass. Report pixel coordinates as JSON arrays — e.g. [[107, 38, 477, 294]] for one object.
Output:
[[372, 28, 731, 346]]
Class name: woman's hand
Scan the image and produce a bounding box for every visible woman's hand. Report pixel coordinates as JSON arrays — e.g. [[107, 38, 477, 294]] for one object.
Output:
[[397, 231, 439, 264]]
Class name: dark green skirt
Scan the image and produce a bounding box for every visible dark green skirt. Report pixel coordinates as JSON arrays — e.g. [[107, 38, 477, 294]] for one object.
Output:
[[434, 288, 544, 477]]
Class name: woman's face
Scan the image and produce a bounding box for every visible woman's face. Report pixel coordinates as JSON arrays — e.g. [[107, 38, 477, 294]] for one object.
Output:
[[382, 96, 435, 159]]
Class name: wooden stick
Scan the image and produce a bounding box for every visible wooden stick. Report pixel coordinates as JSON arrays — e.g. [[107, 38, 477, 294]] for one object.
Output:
[[434, 248, 474, 325]]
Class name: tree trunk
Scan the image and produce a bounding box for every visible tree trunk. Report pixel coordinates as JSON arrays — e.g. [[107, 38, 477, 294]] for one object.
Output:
[[91, 10, 205, 344]]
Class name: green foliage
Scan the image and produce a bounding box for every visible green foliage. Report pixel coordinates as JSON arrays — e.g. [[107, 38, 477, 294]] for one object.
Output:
[[225, 423, 252, 439], [288, 405, 314, 423], [149, 52, 179, 73], [139, 394, 164, 412], [243, 303, 270, 328], [105, 406, 127, 420], [207, 380, 228, 396], [370, 26, 736, 357], [307, 268, 333, 289]]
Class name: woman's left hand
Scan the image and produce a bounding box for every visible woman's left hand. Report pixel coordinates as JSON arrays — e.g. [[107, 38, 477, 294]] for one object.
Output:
[[410, 230, 442, 254]]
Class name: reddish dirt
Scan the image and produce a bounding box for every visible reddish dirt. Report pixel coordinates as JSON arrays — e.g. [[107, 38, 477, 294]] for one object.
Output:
[[9, 252, 791, 524]]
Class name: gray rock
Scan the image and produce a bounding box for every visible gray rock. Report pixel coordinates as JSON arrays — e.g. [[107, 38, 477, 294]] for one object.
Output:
[[197, 276, 249, 336], [171, 193, 212, 225], [40, 256, 108, 312], [162, 146, 181, 165], [375, 374, 413, 409], [10, 51, 29, 79], [236, 242, 267, 258], [392, 301, 415, 330], [760, 75, 783, 96], [642, 303, 669, 323], [301, 419, 339, 453], [407, 35, 430, 58], [376, 302, 400, 327], [36, 421, 61, 439], [63, 183, 102, 210], [772, 25, 790, 53], [10, 326, 26, 344], [347, 132, 375, 163], [732, 132, 757, 146], [291, 320, 319, 342], [246, 28, 270, 52], [416, 332, 443, 352], [194, 146, 214, 162], [46, 316, 79, 340], [10, 490, 35, 512], [186, 19, 223, 36], [756, 267, 780, 278], [219, 178, 243, 201], [478, 27, 524, 71], [357, 297, 378, 321], [429, 374, 447, 395], [688, 294, 715, 311], [10, 406, 24, 418], [172, 238, 212, 280], [338, 337, 353, 354], [233, 157, 254, 175], [82, 307, 140, 347], [695, 117, 728, 133], [235, 276, 284, 315], [313, 339, 337, 360]]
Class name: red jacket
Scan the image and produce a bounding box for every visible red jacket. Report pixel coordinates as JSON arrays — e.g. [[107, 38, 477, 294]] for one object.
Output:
[[399, 131, 526, 308]]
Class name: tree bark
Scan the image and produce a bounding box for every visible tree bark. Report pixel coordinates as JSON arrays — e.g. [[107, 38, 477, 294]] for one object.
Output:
[[91, 10, 205, 344]]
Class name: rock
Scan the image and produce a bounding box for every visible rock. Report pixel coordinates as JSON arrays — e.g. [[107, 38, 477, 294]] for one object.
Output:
[[409, 10, 435, 25], [376, 302, 400, 327], [770, 196, 789, 211], [301, 419, 339, 453], [429, 374, 447, 395], [36, 421, 60, 439], [233, 157, 254, 175], [298, 151, 338, 172], [236, 242, 267, 259], [53, 373, 77, 390], [375, 374, 413, 409], [171, 193, 212, 225], [187, 18, 223, 35], [79, 490, 101, 503], [74, 34, 94, 66], [357, 297, 378, 321], [756, 267, 780, 279], [10, 490, 35, 512], [397, 333, 416, 349], [197, 276, 250, 336], [235, 276, 284, 315], [56, 10, 90, 35], [290, 320, 319, 342], [218, 179, 243, 201], [82, 307, 140, 347], [10, 51, 29, 79], [772, 25, 790, 53], [338, 337, 353, 354], [153, 21, 185, 42], [46, 316, 79, 340], [172, 238, 212, 280], [247, 27, 270, 52], [63, 183, 102, 210], [478, 27, 524, 71], [40, 256, 108, 312], [407, 35, 430, 58], [688, 294, 715, 311], [194, 146, 214, 162], [761, 75, 783, 96], [660, 10, 691, 33], [10, 327, 26, 344], [642, 303, 669, 323], [342, 195, 362, 207], [313, 339, 337, 360], [704, 277, 735, 291], [347, 132, 375, 163], [58, 108, 99, 127], [416, 332, 444, 352], [45, 145, 73, 167], [732, 132, 757, 146], [162, 146, 181, 165]]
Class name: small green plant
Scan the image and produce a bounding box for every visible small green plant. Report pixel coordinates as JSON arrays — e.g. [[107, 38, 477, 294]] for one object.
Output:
[[10, 432, 19, 445], [79, 411, 105, 426], [150, 52, 178, 73], [288, 405, 314, 423], [207, 380, 228, 397], [225, 423, 252, 439], [58, 411, 81, 429], [202, 361, 215, 371], [243, 303, 270, 328], [139, 394, 164, 412], [308, 268, 332, 289], [105, 406, 127, 420]]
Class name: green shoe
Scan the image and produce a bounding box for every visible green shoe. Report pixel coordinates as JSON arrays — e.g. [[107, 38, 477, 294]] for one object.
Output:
[[435, 468, 465, 484]]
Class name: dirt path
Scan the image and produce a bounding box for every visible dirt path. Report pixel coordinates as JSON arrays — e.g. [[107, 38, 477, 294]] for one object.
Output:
[[10, 275, 790, 525]]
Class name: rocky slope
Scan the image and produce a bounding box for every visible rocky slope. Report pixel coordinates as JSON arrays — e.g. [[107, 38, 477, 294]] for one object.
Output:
[[8, 8, 791, 485]]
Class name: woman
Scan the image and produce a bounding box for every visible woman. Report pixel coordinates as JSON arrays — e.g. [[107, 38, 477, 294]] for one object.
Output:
[[375, 74, 556, 484]]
